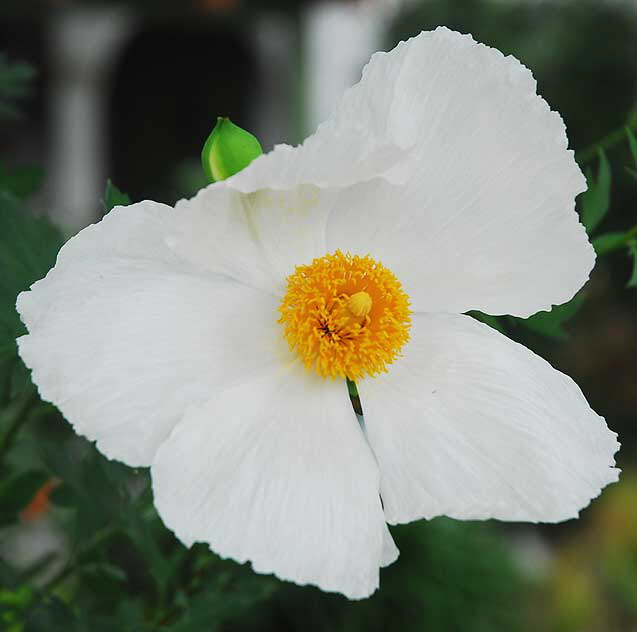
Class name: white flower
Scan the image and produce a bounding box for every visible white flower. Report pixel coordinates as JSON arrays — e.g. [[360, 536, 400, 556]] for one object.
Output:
[[16, 28, 619, 600]]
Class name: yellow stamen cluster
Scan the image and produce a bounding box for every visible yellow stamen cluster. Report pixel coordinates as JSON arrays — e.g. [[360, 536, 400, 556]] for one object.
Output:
[[279, 250, 411, 380]]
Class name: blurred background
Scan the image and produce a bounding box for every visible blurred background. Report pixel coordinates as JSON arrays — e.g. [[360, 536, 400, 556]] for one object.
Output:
[[1, 1, 636, 630]]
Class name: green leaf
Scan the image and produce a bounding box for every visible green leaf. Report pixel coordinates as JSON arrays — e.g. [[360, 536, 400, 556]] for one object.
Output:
[[0, 193, 64, 341], [590, 229, 637, 288], [0, 584, 34, 632], [519, 292, 586, 340], [580, 149, 611, 234], [592, 229, 636, 256], [0, 193, 64, 394], [101, 180, 131, 215], [0, 165, 44, 200], [627, 240, 637, 288]]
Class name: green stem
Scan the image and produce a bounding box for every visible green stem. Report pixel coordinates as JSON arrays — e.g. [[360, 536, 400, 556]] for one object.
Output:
[[346, 378, 363, 417], [576, 121, 637, 165]]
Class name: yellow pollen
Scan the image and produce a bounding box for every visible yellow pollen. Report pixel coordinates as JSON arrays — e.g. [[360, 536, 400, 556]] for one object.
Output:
[[278, 250, 412, 380], [347, 291, 372, 318]]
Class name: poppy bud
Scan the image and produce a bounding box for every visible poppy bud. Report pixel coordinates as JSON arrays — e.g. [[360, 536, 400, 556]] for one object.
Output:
[[201, 117, 263, 183]]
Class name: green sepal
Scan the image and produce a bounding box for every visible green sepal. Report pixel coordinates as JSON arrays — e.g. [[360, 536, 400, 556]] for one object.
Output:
[[201, 117, 263, 183]]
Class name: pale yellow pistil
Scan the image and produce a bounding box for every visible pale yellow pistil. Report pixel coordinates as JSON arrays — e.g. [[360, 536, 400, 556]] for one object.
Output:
[[279, 250, 411, 380], [347, 291, 373, 318]]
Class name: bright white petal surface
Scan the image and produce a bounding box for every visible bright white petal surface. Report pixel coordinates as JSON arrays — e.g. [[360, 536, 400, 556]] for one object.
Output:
[[358, 313, 619, 524], [326, 176, 593, 317], [152, 366, 388, 599], [17, 202, 285, 467], [170, 183, 338, 295], [223, 133, 405, 194]]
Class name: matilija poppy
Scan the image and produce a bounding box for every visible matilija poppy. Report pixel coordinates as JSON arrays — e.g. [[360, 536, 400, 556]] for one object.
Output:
[[16, 27, 619, 599]]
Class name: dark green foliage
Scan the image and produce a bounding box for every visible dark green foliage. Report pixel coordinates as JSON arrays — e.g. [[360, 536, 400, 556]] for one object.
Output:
[[0, 193, 64, 407], [23, 596, 78, 632], [592, 230, 637, 256], [349, 520, 524, 632], [592, 226, 637, 288], [627, 241, 637, 288], [521, 293, 587, 341], [0, 166, 44, 201], [0, 194, 64, 344], [581, 150, 612, 234], [626, 128, 637, 179], [0, 54, 35, 121]]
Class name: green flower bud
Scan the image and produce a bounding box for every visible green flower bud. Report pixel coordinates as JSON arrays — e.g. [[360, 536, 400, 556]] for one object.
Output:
[[201, 117, 263, 183]]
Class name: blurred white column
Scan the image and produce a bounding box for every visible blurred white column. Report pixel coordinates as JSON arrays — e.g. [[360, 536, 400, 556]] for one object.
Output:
[[253, 14, 298, 149], [303, 0, 404, 134], [48, 7, 135, 232]]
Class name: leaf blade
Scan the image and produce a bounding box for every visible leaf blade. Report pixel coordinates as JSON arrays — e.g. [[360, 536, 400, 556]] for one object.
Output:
[[581, 149, 612, 234]]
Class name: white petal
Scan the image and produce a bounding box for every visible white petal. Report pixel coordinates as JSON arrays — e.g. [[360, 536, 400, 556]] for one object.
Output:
[[171, 183, 339, 294], [324, 27, 591, 317], [326, 177, 593, 317], [223, 136, 405, 195], [358, 313, 619, 524], [381, 526, 399, 568], [177, 29, 591, 316], [224, 28, 425, 193], [17, 202, 285, 467], [152, 366, 388, 599]]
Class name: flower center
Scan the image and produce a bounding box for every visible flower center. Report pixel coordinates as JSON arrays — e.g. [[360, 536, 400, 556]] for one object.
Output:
[[278, 250, 411, 380]]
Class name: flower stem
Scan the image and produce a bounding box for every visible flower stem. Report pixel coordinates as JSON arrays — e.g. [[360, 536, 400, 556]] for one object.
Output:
[[346, 378, 363, 416]]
